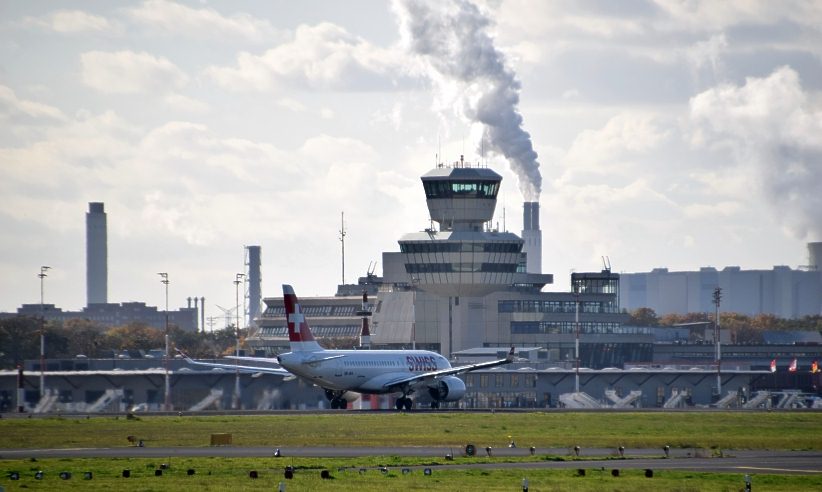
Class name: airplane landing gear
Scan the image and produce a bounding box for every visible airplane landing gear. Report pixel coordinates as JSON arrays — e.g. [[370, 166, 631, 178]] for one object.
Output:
[[395, 397, 413, 411], [430, 400, 441, 409], [325, 389, 348, 410]]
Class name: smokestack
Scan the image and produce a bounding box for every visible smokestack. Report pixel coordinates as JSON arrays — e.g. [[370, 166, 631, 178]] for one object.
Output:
[[359, 291, 371, 349], [809, 242, 822, 271], [246, 246, 262, 327], [86, 202, 107, 305], [521, 202, 542, 274], [193, 297, 199, 331], [395, 0, 542, 201]]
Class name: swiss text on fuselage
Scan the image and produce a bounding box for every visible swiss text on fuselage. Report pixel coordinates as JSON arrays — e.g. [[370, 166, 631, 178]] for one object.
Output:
[[406, 355, 437, 372]]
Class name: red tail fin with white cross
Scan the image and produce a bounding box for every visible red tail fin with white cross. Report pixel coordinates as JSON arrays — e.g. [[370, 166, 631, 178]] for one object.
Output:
[[283, 284, 323, 352]]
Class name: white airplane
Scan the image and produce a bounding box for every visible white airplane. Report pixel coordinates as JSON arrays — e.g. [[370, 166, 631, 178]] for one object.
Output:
[[179, 284, 514, 410]]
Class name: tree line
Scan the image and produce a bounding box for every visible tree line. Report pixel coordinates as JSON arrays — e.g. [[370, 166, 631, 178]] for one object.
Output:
[[627, 307, 822, 344], [0, 316, 245, 369]]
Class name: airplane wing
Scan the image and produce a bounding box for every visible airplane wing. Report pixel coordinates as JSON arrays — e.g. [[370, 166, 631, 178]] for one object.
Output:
[[302, 354, 346, 365], [382, 346, 515, 390], [176, 349, 292, 376], [224, 355, 285, 364]]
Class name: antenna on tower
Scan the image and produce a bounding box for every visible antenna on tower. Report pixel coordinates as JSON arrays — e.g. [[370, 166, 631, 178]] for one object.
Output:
[[339, 211, 346, 285]]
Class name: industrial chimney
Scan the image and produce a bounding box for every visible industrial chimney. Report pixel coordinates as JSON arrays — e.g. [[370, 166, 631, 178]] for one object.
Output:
[[521, 202, 542, 274], [86, 202, 107, 305], [809, 242, 822, 271], [245, 246, 262, 327]]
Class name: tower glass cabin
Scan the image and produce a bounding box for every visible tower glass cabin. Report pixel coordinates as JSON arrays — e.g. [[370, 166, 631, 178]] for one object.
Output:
[[399, 161, 524, 297]]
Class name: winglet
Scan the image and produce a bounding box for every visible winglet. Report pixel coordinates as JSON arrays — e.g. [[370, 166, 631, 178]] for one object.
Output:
[[506, 346, 515, 362]]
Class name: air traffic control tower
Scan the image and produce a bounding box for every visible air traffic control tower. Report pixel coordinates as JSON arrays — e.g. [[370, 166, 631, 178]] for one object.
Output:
[[398, 159, 536, 297], [368, 158, 556, 356]]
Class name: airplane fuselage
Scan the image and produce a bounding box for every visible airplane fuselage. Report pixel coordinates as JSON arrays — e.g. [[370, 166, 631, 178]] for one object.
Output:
[[277, 349, 451, 394]]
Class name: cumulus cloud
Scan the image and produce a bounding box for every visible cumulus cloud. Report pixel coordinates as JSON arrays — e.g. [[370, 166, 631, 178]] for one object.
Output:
[[683, 201, 743, 219], [685, 33, 728, 82], [654, 0, 822, 32], [205, 22, 403, 92], [25, 9, 119, 34], [0, 85, 66, 121], [163, 93, 209, 113], [563, 112, 671, 180], [80, 50, 189, 94], [127, 0, 279, 43], [689, 66, 822, 239]]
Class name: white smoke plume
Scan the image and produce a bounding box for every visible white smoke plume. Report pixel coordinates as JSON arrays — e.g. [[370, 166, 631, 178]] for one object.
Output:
[[394, 0, 542, 201], [689, 66, 822, 240]]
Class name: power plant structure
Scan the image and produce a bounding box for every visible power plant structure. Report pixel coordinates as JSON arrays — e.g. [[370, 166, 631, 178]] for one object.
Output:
[[245, 245, 262, 329], [521, 201, 542, 274], [4, 202, 199, 332], [86, 202, 107, 305], [620, 242, 822, 318]]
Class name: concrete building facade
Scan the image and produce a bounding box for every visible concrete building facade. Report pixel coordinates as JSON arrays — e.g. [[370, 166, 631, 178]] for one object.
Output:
[[620, 254, 822, 318], [10, 302, 198, 332]]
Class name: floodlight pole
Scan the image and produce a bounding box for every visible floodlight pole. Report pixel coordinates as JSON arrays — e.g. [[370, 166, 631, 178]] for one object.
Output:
[[713, 287, 722, 397], [574, 286, 580, 394], [158, 272, 170, 411], [234, 273, 245, 410], [411, 277, 419, 350], [38, 266, 51, 398]]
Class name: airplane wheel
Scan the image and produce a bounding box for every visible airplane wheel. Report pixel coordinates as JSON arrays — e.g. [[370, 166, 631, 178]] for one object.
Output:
[[431, 401, 440, 409], [403, 398, 413, 411], [330, 398, 341, 409], [395, 398, 405, 410]]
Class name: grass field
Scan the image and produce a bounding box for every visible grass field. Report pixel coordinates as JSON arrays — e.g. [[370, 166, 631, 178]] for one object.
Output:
[[2, 412, 822, 490], [1, 411, 821, 450]]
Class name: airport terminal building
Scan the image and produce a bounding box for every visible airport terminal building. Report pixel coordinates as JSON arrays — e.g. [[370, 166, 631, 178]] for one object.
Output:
[[248, 160, 649, 369]]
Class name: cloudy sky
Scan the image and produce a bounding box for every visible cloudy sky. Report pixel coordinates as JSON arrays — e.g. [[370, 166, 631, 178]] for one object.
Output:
[[2, 0, 821, 323]]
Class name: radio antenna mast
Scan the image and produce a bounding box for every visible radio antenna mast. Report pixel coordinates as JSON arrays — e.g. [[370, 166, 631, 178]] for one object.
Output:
[[339, 211, 346, 285]]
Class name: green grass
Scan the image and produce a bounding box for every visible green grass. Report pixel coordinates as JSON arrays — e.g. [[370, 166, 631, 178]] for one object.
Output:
[[1, 457, 821, 491], [1, 411, 821, 450]]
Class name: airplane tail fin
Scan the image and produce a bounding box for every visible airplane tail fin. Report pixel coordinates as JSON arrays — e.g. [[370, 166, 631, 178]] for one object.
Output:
[[283, 284, 323, 352]]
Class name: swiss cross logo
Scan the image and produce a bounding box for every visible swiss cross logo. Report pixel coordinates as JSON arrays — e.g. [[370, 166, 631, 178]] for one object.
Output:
[[289, 305, 305, 333]]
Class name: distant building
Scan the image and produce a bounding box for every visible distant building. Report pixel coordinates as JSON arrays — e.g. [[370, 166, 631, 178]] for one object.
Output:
[[620, 244, 822, 318], [7, 302, 198, 332]]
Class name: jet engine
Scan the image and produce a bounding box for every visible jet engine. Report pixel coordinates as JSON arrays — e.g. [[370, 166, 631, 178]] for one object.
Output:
[[324, 389, 360, 402], [428, 376, 466, 402]]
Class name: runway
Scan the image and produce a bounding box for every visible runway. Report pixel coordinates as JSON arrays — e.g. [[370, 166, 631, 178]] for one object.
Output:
[[2, 445, 820, 475]]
